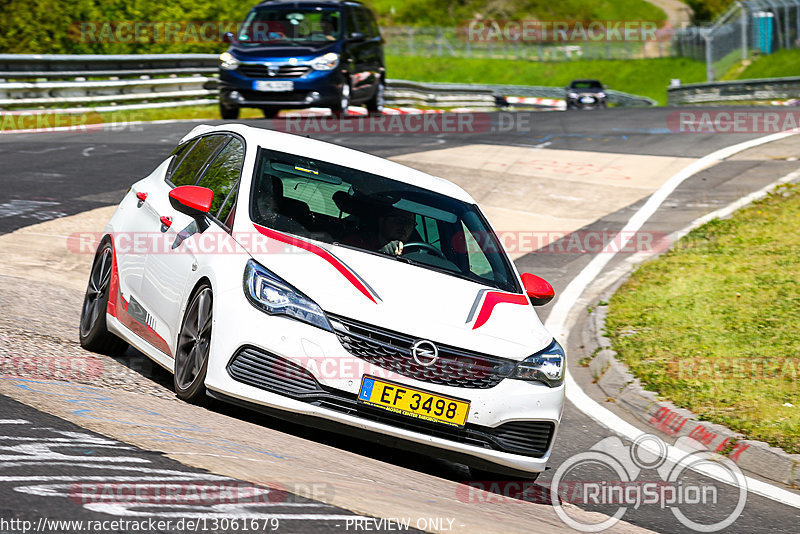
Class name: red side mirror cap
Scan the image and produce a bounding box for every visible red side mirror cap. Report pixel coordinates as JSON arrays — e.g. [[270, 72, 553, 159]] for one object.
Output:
[[521, 273, 555, 306], [169, 185, 213, 216]]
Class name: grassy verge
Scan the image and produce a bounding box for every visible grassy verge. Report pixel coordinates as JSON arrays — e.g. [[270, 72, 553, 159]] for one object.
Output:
[[0, 105, 263, 131], [387, 55, 707, 105], [605, 184, 800, 454], [736, 49, 800, 80]]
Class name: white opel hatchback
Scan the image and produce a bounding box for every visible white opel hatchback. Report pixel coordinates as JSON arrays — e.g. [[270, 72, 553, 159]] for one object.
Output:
[[79, 123, 565, 477]]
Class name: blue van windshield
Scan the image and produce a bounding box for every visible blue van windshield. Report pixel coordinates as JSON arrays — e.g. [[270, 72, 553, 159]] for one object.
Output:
[[238, 8, 342, 44]]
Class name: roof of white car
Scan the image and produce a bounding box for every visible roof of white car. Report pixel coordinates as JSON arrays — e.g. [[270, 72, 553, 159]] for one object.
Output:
[[184, 123, 476, 204]]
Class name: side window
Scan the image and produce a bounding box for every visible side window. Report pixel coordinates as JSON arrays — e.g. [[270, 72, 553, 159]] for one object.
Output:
[[355, 9, 373, 38], [345, 7, 359, 37], [169, 135, 228, 187], [460, 221, 493, 278], [165, 139, 197, 181], [197, 137, 245, 224]]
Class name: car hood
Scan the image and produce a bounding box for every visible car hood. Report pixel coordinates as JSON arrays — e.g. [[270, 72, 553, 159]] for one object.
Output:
[[229, 42, 338, 61], [245, 234, 553, 360]]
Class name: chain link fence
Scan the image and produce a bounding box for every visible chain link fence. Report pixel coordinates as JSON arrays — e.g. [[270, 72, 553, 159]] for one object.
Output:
[[673, 0, 800, 81]]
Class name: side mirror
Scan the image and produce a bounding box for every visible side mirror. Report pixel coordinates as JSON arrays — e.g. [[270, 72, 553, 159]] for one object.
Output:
[[169, 185, 213, 231], [521, 273, 554, 306], [223, 32, 234, 43], [348, 31, 366, 42]]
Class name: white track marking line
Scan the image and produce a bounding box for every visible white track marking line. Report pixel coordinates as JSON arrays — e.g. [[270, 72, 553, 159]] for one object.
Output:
[[543, 128, 800, 508], [0, 420, 30, 424]]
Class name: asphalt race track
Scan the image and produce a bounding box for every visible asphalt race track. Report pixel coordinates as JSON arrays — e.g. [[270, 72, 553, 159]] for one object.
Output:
[[0, 108, 798, 533]]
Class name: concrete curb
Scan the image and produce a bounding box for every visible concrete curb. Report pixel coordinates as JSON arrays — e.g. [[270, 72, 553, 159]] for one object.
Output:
[[583, 295, 800, 489]]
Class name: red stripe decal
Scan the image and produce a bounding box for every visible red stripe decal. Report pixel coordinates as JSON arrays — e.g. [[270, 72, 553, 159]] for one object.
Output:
[[472, 291, 529, 330], [253, 224, 377, 304], [107, 238, 173, 356]]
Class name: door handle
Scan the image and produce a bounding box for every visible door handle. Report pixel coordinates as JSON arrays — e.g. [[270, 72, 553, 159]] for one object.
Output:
[[160, 216, 173, 231], [135, 192, 148, 207]]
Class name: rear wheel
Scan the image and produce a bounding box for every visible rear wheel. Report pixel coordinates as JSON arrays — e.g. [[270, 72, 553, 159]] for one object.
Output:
[[174, 285, 213, 403], [366, 79, 385, 115], [79, 240, 128, 355], [220, 101, 240, 120]]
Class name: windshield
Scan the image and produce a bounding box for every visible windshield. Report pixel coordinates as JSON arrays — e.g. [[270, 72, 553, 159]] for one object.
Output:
[[249, 149, 520, 293], [238, 7, 342, 45], [570, 80, 603, 89]]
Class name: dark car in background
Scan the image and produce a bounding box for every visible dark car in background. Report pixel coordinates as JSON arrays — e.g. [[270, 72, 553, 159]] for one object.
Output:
[[565, 79, 607, 110], [218, 0, 385, 119]]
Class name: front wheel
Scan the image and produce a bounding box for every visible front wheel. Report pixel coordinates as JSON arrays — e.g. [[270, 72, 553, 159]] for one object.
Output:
[[220, 101, 240, 120], [174, 285, 213, 403], [262, 107, 280, 119], [79, 240, 128, 355], [332, 79, 351, 118]]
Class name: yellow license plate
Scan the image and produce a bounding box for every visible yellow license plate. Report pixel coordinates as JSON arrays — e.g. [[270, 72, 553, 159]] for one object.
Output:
[[357, 376, 470, 427]]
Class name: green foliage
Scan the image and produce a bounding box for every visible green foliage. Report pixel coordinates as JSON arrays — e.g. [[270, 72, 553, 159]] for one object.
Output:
[[0, 0, 255, 54], [684, 0, 733, 24]]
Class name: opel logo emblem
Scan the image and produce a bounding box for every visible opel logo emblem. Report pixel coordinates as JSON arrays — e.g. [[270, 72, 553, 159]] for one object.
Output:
[[411, 340, 439, 367], [267, 65, 278, 77]]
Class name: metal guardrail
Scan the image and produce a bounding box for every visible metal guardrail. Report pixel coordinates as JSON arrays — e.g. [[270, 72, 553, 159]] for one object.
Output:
[[667, 76, 800, 105], [0, 54, 655, 111]]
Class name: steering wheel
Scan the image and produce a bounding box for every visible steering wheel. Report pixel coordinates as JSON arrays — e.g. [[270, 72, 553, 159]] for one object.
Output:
[[402, 241, 446, 259]]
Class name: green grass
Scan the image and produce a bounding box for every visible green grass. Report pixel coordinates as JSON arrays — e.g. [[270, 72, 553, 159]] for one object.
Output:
[[605, 184, 800, 454], [366, 0, 665, 27], [0, 105, 263, 131], [387, 55, 707, 105], [735, 49, 800, 80]]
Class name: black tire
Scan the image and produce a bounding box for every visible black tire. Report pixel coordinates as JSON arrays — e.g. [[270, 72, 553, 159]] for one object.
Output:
[[366, 79, 385, 115], [220, 101, 240, 120], [174, 284, 213, 403], [331, 78, 351, 118], [79, 239, 128, 355], [262, 107, 280, 119]]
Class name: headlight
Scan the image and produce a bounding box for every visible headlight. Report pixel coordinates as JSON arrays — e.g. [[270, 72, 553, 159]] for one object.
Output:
[[219, 52, 239, 71], [568, 92, 578, 98], [310, 52, 339, 71], [597, 92, 606, 98], [243, 260, 332, 331], [510, 339, 565, 387]]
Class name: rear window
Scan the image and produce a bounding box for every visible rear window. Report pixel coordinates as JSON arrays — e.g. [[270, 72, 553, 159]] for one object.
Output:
[[249, 148, 520, 293]]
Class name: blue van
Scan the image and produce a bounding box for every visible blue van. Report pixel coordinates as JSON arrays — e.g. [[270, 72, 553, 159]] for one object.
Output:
[[219, 0, 385, 119]]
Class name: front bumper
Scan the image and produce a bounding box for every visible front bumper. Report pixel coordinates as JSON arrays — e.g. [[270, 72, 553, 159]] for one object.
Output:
[[219, 67, 342, 109], [205, 296, 565, 475], [566, 94, 607, 108]]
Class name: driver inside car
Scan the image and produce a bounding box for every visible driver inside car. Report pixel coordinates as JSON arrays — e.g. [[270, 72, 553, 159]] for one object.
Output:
[[375, 209, 416, 256]]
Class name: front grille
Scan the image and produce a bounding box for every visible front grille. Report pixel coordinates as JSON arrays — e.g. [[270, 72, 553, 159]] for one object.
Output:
[[238, 64, 312, 78], [227, 346, 323, 398], [328, 314, 515, 389], [226, 346, 554, 457]]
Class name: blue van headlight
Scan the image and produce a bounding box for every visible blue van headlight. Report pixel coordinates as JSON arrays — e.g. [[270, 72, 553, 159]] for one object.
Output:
[[310, 52, 340, 71], [220, 52, 239, 71]]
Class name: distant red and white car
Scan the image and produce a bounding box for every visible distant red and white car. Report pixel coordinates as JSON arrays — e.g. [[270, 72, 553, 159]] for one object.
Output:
[[79, 124, 565, 477]]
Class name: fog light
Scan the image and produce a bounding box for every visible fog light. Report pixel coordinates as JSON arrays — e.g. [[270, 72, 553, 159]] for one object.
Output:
[[306, 91, 320, 103], [229, 91, 241, 101]]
